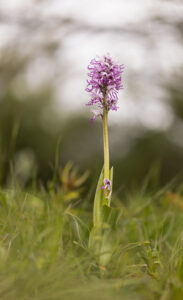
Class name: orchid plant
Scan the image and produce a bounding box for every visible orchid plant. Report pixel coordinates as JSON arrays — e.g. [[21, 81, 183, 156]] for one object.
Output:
[[86, 54, 124, 266]]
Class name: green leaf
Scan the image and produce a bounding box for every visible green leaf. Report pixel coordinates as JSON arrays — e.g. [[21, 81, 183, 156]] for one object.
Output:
[[102, 205, 119, 229], [89, 166, 118, 266], [108, 166, 114, 206], [88, 167, 104, 251], [93, 167, 104, 227], [99, 205, 121, 266]]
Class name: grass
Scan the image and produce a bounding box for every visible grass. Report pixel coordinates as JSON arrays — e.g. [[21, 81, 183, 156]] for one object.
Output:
[[1, 181, 183, 299]]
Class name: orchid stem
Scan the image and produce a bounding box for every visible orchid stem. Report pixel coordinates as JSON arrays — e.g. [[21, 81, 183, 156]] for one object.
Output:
[[103, 95, 110, 180]]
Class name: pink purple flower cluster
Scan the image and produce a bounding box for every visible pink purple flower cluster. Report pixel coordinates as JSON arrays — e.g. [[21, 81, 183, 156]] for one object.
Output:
[[86, 54, 124, 123], [100, 178, 111, 195]]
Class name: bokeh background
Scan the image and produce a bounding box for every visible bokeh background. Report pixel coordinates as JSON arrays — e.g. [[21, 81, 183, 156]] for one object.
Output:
[[1, 0, 183, 193]]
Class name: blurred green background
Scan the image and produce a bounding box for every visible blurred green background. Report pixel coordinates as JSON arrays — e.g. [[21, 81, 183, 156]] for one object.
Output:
[[1, 0, 183, 194]]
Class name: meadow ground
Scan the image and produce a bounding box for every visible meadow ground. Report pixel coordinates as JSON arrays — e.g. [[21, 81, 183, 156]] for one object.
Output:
[[1, 181, 183, 300]]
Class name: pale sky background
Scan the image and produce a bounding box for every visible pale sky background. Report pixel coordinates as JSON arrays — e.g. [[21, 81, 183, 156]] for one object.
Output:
[[0, 0, 183, 129]]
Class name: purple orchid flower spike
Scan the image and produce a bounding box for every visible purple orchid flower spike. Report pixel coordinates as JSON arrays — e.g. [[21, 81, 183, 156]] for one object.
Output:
[[86, 53, 124, 189], [86, 53, 124, 123]]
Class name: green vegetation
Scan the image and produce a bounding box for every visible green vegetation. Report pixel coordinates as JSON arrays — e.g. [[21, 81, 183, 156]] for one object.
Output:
[[1, 178, 183, 300]]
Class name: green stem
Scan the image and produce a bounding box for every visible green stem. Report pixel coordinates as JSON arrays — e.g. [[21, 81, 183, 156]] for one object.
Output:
[[103, 95, 109, 180]]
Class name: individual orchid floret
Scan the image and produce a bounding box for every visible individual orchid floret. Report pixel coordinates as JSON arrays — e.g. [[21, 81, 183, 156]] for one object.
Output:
[[100, 178, 111, 195], [86, 53, 124, 122], [90, 109, 103, 124]]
